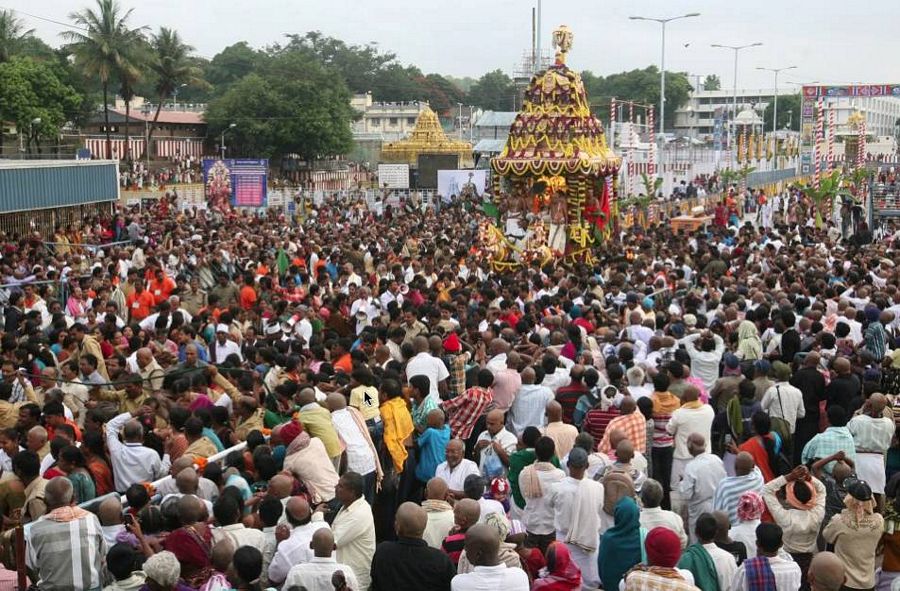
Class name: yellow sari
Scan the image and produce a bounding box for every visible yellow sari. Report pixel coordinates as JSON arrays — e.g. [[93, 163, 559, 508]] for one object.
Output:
[[380, 397, 414, 473]]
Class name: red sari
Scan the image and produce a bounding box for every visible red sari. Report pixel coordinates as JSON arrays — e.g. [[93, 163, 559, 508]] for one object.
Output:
[[739, 434, 777, 482], [163, 524, 212, 588], [87, 457, 114, 496], [532, 543, 581, 591]]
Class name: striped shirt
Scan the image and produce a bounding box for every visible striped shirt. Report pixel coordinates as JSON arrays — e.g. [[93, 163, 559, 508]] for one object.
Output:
[[444, 386, 493, 440], [26, 512, 107, 590], [508, 384, 554, 436], [445, 352, 469, 399], [864, 321, 888, 360], [712, 468, 765, 525], [599, 411, 649, 454], [583, 407, 620, 444], [801, 426, 857, 473]]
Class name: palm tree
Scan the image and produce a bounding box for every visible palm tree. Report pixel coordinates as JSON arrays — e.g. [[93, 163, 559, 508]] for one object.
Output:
[[0, 9, 34, 63], [62, 0, 145, 160], [118, 66, 140, 163], [801, 170, 851, 228], [146, 27, 205, 158]]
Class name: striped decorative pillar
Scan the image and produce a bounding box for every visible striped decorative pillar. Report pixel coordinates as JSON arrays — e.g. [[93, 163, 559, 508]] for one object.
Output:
[[610, 97, 617, 146], [814, 97, 824, 186], [628, 101, 635, 195], [648, 105, 656, 178], [827, 103, 836, 169], [857, 118, 867, 169]]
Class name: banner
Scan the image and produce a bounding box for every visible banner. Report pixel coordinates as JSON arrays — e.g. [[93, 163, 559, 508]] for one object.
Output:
[[437, 169, 486, 201], [377, 164, 410, 189], [203, 158, 268, 208]]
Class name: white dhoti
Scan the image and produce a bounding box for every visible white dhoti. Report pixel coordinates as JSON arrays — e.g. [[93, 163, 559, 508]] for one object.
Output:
[[670, 457, 689, 519], [558, 534, 599, 589], [504, 216, 527, 247], [549, 222, 566, 253], [856, 451, 887, 494]]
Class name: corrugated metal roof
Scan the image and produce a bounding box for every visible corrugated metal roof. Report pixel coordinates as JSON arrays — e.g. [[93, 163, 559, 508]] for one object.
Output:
[[474, 111, 517, 128], [0, 161, 119, 212], [91, 109, 205, 125], [473, 139, 506, 153]]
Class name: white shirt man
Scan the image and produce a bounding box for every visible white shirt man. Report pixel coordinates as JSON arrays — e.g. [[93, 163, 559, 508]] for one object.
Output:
[[331, 407, 378, 479], [475, 427, 517, 477], [451, 564, 529, 591], [406, 351, 449, 403], [212, 522, 266, 550], [105, 412, 167, 492], [679, 451, 727, 541], [729, 552, 802, 591], [640, 506, 689, 549], [679, 333, 726, 392], [268, 518, 331, 585], [331, 496, 376, 591], [519, 463, 566, 537], [434, 458, 481, 493], [284, 554, 359, 591], [761, 381, 805, 434], [507, 383, 554, 436], [704, 541, 738, 591], [666, 401, 714, 503]]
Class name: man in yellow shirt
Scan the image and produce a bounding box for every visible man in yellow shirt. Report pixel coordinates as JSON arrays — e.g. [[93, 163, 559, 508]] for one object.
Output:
[[183, 417, 217, 461]]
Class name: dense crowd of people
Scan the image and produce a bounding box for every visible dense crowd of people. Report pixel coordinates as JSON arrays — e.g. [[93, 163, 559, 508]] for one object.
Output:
[[1, 183, 899, 591]]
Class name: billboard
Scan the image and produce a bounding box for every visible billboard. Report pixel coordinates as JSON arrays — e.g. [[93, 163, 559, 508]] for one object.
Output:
[[417, 154, 459, 189], [377, 164, 410, 189], [437, 170, 487, 201], [203, 158, 268, 208]]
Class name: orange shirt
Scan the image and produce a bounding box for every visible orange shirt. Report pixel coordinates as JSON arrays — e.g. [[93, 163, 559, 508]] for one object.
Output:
[[239, 285, 257, 310], [334, 353, 353, 374], [48, 418, 82, 443], [126, 290, 155, 321], [148, 276, 175, 305]]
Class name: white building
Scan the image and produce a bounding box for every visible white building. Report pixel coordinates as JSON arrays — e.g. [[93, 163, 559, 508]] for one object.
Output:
[[673, 87, 795, 140], [824, 96, 900, 140], [350, 93, 427, 140]]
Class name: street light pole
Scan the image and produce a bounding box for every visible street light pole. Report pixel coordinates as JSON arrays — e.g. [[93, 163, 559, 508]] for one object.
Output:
[[173, 83, 187, 110], [630, 12, 700, 177], [220, 123, 236, 159], [711, 42, 762, 168], [757, 66, 797, 134]]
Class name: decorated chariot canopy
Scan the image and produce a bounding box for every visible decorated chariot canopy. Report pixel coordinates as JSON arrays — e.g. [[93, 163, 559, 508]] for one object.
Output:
[[491, 25, 620, 178], [381, 105, 474, 167]]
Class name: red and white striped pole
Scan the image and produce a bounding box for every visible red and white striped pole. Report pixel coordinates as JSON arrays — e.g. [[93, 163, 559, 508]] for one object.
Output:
[[814, 97, 824, 187], [648, 105, 656, 178], [857, 118, 866, 169], [628, 101, 635, 195], [827, 102, 836, 169]]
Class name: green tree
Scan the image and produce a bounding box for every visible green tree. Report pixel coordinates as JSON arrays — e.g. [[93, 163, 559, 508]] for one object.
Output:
[[582, 67, 691, 130], [703, 75, 721, 91], [0, 10, 34, 63], [62, 0, 146, 160], [146, 27, 206, 155], [763, 93, 801, 131], [468, 69, 516, 111], [204, 41, 264, 95], [205, 52, 354, 161], [283, 31, 395, 96], [0, 57, 82, 153], [419, 73, 465, 116]]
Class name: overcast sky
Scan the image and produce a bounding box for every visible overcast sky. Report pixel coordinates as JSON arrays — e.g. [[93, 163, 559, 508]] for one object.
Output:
[[5, 0, 899, 91]]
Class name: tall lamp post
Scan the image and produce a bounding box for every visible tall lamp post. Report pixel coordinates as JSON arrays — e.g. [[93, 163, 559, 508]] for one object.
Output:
[[172, 83, 187, 110], [711, 42, 763, 167], [757, 65, 797, 134], [630, 12, 700, 176], [220, 123, 236, 159], [28, 117, 41, 156]]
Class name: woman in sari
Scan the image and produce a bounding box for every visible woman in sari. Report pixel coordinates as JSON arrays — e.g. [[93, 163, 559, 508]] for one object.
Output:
[[736, 411, 782, 482], [162, 495, 213, 588], [533, 543, 582, 591], [598, 496, 643, 591], [57, 445, 96, 504]]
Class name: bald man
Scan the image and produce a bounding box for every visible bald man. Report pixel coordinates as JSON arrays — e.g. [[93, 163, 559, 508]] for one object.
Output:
[[543, 399, 578, 459], [98, 496, 125, 547], [371, 502, 456, 591], [282, 527, 359, 591], [422, 477, 454, 548], [507, 366, 554, 436], [441, 498, 481, 565], [807, 551, 845, 591], [713, 451, 765, 525], [327, 391, 382, 503], [267, 496, 331, 586], [156, 456, 218, 500], [435, 438, 480, 500], [848, 392, 894, 502], [407, 334, 450, 401], [450, 523, 529, 591], [679, 433, 727, 542], [666, 385, 715, 517], [474, 408, 517, 477]]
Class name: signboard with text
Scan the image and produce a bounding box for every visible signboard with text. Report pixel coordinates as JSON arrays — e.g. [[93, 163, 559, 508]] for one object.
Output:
[[377, 164, 410, 189]]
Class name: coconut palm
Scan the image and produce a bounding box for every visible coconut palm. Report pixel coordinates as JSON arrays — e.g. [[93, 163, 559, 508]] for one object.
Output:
[[62, 0, 145, 160], [145, 27, 205, 157], [0, 9, 34, 63]]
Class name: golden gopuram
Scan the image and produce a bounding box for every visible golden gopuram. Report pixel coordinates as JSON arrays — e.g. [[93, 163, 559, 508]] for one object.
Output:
[[380, 106, 473, 167]]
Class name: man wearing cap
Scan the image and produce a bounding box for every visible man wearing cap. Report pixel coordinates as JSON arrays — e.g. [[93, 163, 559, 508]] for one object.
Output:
[[545, 446, 603, 588], [847, 393, 894, 505], [212, 323, 242, 363], [621, 527, 696, 590], [822, 480, 882, 591], [760, 361, 805, 457]]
